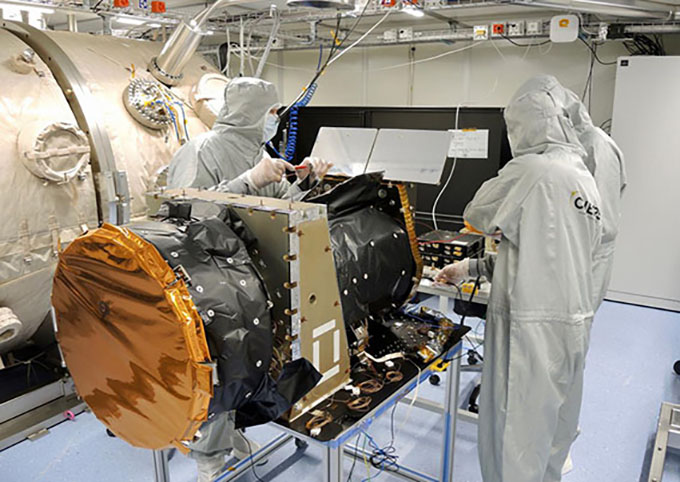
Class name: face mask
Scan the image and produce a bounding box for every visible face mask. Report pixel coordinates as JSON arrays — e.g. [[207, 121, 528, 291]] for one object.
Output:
[[262, 113, 280, 143]]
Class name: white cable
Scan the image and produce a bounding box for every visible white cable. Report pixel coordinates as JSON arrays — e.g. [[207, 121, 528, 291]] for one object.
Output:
[[256, 11, 281, 78], [263, 42, 477, 74], [397, 359, 421, 437], [362, 351, 405, 364], [222, 28, 231, 76], [246, 22, 256, 75], [432, 104, 461, 231], [371, 42, 477, 72], [490, 38, 508, 64], [239, 18, 245, 77], [326, 9, 393, 68]]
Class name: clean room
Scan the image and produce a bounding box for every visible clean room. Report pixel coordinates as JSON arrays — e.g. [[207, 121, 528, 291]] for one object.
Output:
[[0, 0, 678, 481]]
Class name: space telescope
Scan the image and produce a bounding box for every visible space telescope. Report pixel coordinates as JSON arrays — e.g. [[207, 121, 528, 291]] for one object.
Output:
[[0, 11, 462, 450]]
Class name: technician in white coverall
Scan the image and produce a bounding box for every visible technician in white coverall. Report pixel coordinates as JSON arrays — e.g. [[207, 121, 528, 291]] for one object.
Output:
[[437, 81, 602, 481], [167, 77, 330, 482], [167, 76, 330, 196], [538, 75, 627, 348]]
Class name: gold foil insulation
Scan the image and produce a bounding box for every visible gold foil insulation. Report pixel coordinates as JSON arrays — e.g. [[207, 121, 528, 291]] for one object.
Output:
[[52, 224, 213, 451], [398, 183, 424, 299]]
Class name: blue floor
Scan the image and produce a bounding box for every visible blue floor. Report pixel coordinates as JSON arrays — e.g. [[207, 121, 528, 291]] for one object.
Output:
[[1, 300, 679, 482]]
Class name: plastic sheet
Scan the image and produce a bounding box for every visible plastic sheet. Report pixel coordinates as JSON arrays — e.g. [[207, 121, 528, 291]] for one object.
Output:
[[307, 174, 417, 328], [149, 203, 320, 428]]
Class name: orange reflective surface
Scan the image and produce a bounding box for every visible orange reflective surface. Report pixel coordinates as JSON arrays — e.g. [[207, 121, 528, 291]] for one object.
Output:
[[52, 224, 212, 451]]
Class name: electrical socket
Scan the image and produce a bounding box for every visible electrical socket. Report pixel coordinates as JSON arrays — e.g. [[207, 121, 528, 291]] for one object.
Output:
[[598, 22, 608, 41], [383, 28, 397, 42], [473, 25, 489, 41], [507, 20, 525, 37], [398, 27, 413, 40], [491, 22, 506, 37], [526, 20, 542, 35]]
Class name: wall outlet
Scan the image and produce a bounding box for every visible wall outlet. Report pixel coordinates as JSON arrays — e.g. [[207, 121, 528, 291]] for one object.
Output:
[[526, 20, 542, 35], [491, 23, 506, 37], [598, 22, 608, 41], [398, 27, 413, 41], [473, 25, 489, 41], [507, 20, 525, 37], [383, 28, 397, 42]]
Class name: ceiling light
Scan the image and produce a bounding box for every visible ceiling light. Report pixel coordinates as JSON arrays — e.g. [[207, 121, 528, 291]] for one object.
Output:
[[286, 0, 355, 9], [402, 5, 424, 17], [0, 2, 55, 14], [115, 16, 147, 26]]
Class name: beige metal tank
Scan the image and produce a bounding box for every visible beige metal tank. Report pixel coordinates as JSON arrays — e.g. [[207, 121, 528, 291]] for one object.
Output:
[[0, 29, 98, 353], [0, 25, 226, 354], [44, 31, 217, 219]]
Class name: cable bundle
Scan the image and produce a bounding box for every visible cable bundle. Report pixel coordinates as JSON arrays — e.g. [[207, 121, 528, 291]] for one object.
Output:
[[283, 82, 318, 161], [624, 34, 666, 56]]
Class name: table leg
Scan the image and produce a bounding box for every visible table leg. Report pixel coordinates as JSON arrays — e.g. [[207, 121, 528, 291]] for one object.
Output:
[[438, 295, 449, 314], [439, 354, 461, 482], [323, 443, 343, 482], [152, 449, 171, 482]]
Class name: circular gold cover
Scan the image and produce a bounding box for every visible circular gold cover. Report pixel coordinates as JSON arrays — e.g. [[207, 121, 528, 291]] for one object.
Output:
[[52, 224, 213, 451]]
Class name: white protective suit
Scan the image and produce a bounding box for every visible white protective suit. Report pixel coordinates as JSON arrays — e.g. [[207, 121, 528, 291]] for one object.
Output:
[[513, 75, 627, 322], [168, 77, 302, 481], [464, 83, 603, 482], [549, 82, 626, 349], [167, 77, 304, 199]]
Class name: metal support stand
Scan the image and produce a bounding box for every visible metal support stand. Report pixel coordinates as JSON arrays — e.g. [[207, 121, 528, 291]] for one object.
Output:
[[438, 294, 449, 314], [154, 342, 464, 482], [649, 402, 680, 482], [344, 444, 438, 482], [322, 444, 343, 482], [152, 449, 170, 482], [440, 355, 461, 482], [270, 342, 463, 482]]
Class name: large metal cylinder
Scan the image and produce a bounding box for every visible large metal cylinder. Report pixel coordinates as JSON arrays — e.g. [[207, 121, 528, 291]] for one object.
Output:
[[149, 21, 203, 86], [0, 25, 226, 354]]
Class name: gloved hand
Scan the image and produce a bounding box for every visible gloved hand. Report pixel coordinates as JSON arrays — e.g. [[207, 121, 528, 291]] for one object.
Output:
[[246, 155, 294, 189], [295, 157, 333, 182], [434, 258, 470, 285]]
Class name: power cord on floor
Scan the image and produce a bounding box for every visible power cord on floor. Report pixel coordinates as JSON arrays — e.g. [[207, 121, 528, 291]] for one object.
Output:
[[238, 430, 265, 482]]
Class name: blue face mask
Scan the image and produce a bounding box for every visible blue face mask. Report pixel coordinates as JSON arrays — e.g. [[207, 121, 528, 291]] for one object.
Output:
[[262, 113, 280, 143]]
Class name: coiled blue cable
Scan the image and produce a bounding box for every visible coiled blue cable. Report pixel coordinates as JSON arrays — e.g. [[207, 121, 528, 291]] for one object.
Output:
[[282, 82, 317, 162]]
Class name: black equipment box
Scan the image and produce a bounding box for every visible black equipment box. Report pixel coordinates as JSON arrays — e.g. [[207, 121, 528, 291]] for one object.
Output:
[[418, 230, 484, 269]]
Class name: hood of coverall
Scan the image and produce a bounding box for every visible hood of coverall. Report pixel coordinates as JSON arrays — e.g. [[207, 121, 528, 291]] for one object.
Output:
[[208, 77, 280, 176], [516, 75, 626, 189], [503, 77, 586, 158], [166, 78, 280, 189], [214, 76, 280, 141]]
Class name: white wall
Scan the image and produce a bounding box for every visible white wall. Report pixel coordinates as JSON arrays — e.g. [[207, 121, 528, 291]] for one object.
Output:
[[257, 39, 629, 126]]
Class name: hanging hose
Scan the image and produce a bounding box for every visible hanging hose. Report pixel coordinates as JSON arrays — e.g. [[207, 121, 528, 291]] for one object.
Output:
[[283, 82, 317, 162], [255, 9, 281, 79]]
